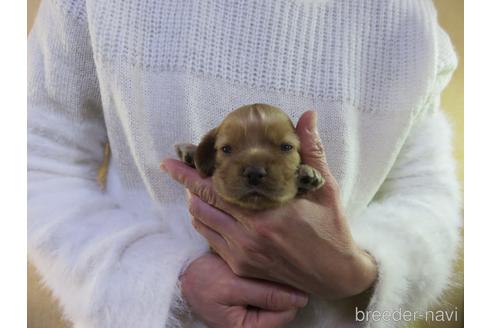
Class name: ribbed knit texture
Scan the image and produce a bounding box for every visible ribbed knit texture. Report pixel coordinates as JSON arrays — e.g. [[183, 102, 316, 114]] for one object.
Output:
[[28, 1, 461, 327], [89, 0, 436, 112]]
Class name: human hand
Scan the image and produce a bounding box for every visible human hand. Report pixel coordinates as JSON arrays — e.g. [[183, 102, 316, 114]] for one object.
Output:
[[180, 253, 308, 328], [163, 111, 377, 300]]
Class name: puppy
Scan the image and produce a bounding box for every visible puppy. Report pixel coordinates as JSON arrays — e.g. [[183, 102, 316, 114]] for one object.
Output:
[[175, 104, 325, 210]]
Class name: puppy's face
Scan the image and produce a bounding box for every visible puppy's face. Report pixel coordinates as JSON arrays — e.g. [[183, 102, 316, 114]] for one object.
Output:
[[195, 104, 301, 210]]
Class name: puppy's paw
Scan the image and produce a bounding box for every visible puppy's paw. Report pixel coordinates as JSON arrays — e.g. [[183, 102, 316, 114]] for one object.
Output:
[[175, 143, 197, 167], [297, 164, 325, 192]]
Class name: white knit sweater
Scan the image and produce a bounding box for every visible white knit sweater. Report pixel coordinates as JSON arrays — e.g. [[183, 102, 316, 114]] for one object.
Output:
[[27, 0, 461, 327]]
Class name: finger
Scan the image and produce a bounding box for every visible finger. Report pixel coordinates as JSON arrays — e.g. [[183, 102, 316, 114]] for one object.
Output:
[[296, 111, 339, 195], [191, 217, 229, 254], [244, 308, 298, 328], [234, 279, 308, 311], [295, 111, 331, 178], [188, 193, 239, 238], [161, 158, 238, 214]]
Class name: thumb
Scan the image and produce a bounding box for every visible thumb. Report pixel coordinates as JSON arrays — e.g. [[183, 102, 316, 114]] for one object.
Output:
[[296, 111, 333, 181], [235, 279, 308, 311], [245, 308, 298, 328]]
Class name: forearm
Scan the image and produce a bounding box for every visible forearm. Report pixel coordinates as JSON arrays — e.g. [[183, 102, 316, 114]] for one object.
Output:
[[28, 1, 208, 326], [347, 110, 461, 327]]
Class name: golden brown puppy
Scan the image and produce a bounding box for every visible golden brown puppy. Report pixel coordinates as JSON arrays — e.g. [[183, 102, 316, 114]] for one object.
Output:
[[175, 104, 325, 210]]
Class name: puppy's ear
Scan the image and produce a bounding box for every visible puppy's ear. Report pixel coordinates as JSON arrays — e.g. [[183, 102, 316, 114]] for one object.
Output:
[[195, 128, 218, 177]]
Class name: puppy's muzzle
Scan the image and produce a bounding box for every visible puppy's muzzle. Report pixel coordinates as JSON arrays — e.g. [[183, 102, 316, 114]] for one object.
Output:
[[242, 166, 267, 186]]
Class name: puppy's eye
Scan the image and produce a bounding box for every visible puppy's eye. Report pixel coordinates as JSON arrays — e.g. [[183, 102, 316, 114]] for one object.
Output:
[[221, 145, 232, 154], [280, 144, 293, 152]]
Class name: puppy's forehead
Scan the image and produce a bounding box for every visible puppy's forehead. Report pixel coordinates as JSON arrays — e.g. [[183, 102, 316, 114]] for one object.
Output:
[[218, 104, 297, 143]]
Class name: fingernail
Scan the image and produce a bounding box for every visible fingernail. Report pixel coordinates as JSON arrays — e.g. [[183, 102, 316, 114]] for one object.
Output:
[[160, 161, 168, 172], [308, 111, 319, 135], [313, 112, 319, 135], [291, 293, 309, 308], [185, 190, 193, 206]]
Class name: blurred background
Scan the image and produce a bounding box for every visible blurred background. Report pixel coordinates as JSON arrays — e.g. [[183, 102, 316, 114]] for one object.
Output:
[[27, 0, 463, 327]]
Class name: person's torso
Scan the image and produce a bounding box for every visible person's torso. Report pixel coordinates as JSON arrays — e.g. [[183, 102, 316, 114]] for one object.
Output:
[[85, 2, 439, 324]]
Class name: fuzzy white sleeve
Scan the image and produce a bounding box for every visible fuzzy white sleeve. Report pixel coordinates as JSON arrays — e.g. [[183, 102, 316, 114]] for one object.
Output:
[[348, 27, 461, 328], [27, 1, 205, 327]]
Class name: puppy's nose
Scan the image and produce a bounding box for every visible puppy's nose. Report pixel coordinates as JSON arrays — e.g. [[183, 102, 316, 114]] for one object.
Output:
[[242, 166, 267, 186]]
